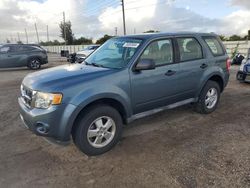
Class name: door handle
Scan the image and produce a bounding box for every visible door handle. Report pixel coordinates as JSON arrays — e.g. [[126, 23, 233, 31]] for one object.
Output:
[[165, 70, 176, 76], [200, 63, 208, 69]]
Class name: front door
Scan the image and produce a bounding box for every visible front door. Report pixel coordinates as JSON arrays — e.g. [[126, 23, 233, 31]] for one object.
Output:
[[0, 46, 20, 68], [130, 38, 181, 114]]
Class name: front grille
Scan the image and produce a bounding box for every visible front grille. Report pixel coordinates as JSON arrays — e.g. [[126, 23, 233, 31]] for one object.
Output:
[[21, 85, 33, 108]]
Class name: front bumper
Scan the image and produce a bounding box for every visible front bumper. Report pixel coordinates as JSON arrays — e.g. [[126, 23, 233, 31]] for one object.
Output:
[[237, 71, 250, 82], [18, 97, 78, 143], [41, 56, 48, 64]]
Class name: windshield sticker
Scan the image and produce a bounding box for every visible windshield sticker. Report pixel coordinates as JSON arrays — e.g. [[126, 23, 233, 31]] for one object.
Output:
[[123, 43, 140, 48]]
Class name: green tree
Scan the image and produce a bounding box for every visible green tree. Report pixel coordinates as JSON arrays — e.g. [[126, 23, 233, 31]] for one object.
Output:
[[231, 43, 239, 59], [243, 35, 248, 40], [73, 37, 92, 45], [96, 34, 113, 44], [40, 40, 63, 46], [59, 21, 74, 45], [228, 35, 242, 41], [219, 35, 227, 41]]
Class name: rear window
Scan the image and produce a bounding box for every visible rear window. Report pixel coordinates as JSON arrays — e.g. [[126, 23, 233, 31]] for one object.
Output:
[[203, 37, 225, 56]]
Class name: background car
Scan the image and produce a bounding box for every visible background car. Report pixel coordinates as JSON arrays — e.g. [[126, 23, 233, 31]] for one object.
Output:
[[76, 45, 100, 59], [237, 61, 250, 82], [0, 44, 48, 70], [67, 45, 100, 64]]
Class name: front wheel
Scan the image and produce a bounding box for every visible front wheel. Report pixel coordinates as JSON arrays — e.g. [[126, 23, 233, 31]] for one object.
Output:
[[195, 81, 221, 114], [72, 105, 123, 156], [28, 58, 41, 70]]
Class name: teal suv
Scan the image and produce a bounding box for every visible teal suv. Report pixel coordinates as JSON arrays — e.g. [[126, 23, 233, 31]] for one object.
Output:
[[0, 44, 48, 69], [18, 32, 230, 155]]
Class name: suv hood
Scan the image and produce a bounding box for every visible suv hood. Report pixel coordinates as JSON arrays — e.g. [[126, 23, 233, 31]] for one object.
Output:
[[23, 63, 116, 91]]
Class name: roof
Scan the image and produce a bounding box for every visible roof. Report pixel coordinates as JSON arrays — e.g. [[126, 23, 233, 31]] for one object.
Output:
[[116, 32, 218, 40]]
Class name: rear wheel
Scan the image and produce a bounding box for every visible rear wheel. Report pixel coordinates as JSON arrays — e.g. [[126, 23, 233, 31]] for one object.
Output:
[[72, 105, 123, 156], [195, 81, 221, 114], [28, 58, 41, 70]]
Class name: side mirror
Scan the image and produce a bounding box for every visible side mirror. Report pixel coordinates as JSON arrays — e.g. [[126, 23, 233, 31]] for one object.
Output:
[[135, 59, 156, 71], [76, 56, 85, 64]]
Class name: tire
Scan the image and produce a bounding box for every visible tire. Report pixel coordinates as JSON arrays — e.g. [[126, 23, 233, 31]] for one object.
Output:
[[28, 58, 41, 70], [195, 80, 221, 114], [72, 105, 123, 156], [236, 71, 246, 82]]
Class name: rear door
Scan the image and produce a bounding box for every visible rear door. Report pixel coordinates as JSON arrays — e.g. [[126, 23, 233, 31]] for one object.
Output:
[[175, 36, 207, 99]]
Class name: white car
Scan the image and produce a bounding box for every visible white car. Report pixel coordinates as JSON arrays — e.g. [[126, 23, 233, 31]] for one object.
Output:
[[76, 45, 100, 59]]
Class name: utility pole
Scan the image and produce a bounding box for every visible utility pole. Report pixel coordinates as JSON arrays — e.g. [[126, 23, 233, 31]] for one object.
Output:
[[115, 27, 118, 36], [34, 23, 40, 43], [25, 28, 28, 44], [17, 32, 20, 42], [63, 11, 66, 45], [46, 25, 49, 42], [121, 0, 126, 35], [134, 28, 136, 34]]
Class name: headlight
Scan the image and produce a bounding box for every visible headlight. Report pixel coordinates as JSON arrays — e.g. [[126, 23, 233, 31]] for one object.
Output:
[[34, 91, 62, 109]]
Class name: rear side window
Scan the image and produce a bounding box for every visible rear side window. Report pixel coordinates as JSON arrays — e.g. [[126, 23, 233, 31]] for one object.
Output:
[[203, 37, 225, 56], [17, 46, 36, 51], [177, 38, 203, 62]]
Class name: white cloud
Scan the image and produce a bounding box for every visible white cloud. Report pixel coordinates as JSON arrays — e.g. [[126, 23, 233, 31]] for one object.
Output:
[[220, 10, 250, 36], [0, 0, 250, 43], [230, 0, 250, 9], [98, 1, 221, 35]]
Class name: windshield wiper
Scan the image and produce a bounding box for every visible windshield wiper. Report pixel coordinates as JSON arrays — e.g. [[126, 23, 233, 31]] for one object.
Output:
[[85, 62, 106, 68], [92, 63, 105, 67]]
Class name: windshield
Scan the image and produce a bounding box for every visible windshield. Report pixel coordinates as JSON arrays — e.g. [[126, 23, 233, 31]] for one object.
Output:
[[85, 38, 143, 69]]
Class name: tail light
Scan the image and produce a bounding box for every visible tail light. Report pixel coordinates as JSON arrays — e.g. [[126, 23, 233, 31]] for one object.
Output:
[[226, 58, 231, 71]]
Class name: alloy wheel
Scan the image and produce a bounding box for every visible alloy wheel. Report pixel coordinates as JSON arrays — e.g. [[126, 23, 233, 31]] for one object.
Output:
[[87, 116, 116, 148]]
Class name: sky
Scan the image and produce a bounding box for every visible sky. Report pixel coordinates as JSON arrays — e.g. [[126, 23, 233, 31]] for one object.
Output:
[[0, 0, 250, 43]]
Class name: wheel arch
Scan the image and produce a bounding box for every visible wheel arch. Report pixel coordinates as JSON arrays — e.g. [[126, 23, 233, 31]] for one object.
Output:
[[197, 73, 225, 99], [208, 74, 224, 92], [71, 97, 128, 136]]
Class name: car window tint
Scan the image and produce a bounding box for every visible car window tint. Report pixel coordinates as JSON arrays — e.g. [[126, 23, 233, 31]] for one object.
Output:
[[177, 38, 203, 62], [203, 37, 224, 56], [0, 46, 10, 52], [141, 39, 173, 66], [9, 46, 17, 52], [17, 46, 35, 51]]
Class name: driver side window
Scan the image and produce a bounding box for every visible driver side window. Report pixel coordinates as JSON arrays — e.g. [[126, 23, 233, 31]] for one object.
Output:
[[140, 39, 173, 66]]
